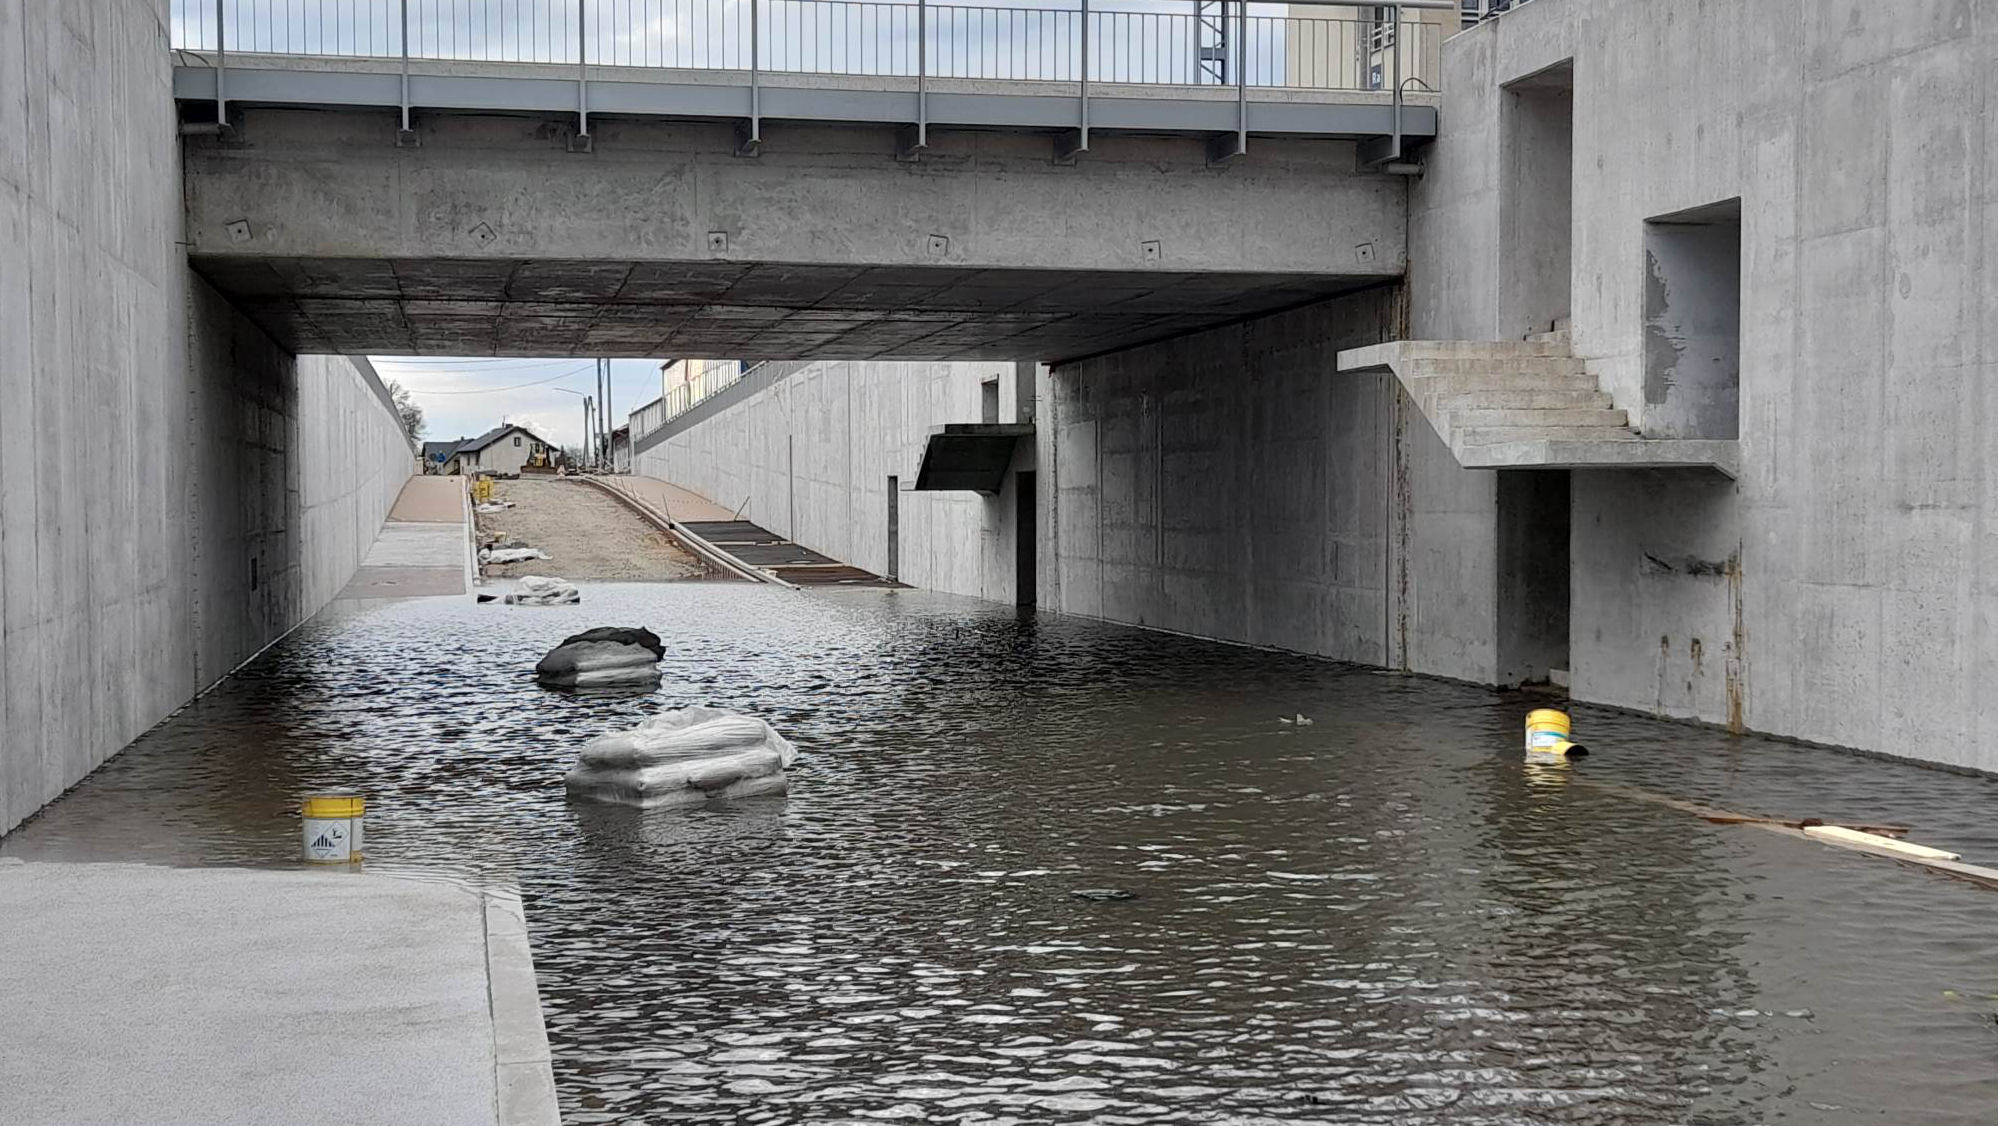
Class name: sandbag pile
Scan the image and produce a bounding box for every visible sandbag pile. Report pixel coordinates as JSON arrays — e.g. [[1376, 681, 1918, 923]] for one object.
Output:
[[565, 706, 797, 808], [503, 575, 580, 605], [536, 626, 664, 688]]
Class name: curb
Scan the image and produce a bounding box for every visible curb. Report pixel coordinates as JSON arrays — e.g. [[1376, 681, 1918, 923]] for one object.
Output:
[[570, 476, 798, 590]]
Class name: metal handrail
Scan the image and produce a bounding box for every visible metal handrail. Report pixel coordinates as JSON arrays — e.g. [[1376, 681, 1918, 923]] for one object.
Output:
[[169, 0, 1443, 93]]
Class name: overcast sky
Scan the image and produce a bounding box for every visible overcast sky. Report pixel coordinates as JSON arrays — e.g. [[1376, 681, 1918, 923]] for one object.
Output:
[[373, 356, 666, 452]]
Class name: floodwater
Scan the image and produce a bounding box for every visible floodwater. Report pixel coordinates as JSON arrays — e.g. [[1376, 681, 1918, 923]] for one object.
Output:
[[4, 583, 1995, 1124]]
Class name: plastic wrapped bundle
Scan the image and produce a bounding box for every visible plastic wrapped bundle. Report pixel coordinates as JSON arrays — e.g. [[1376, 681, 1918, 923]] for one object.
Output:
[[565, 706, 797, 808], [536, 627, 664, 688], [481, 544, 549, 565], [504, 576, 580, 605]]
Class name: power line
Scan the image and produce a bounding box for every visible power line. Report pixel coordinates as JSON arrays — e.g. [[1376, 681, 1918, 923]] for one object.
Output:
[[401, 363, 596, 395], [374, 356, 602, 371]]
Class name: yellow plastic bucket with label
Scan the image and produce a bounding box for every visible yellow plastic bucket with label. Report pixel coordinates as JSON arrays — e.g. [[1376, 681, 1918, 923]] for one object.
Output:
[[302, 791, 365, 864], [1524, 709, 1569, 752], [1524, 709, 1587, 760]]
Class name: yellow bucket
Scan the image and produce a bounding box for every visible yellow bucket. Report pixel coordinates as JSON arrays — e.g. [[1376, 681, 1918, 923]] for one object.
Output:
[[302, 791, 365, 864], [1524, 709, 1569, 753]]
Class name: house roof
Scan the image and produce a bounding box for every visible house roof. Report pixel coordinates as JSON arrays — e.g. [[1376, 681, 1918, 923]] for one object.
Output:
[[421, 440, 460, 462], [453, 423, 555, 455]]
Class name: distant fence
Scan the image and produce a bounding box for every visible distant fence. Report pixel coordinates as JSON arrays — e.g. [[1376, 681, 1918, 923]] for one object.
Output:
[[169, 0, 1443, 92]]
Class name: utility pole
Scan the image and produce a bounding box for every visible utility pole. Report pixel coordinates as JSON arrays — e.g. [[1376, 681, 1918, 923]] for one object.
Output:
[[583, 396, 593, 471]]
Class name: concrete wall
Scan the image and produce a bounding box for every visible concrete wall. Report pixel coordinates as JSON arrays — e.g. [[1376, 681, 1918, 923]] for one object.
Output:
[[635, 359, 1031, 603], [0, 0, 415, 834], [298, 356, 421, 613], [1413, 0, 1997, 770], [1044, 287, 1503, 684]]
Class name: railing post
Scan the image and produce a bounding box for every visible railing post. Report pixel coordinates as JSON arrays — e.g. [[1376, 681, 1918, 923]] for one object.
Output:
[[1206, 0, 1247, 163], [574, 0, 592, 147], [398, 0, 415, 142], [1234, 0, 1246, 146], [899, 0, 929, 159], [1389, 7, 1402, 161], [214, 0, 227, 128], [1057, 0, 1089, 158], [917, 0, 928, 146], [738, 0, 762, 155]]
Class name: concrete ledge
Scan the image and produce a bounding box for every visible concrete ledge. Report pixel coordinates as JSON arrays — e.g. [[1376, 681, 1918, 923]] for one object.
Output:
[[0, 862, 556, 1126], [1458, 438, 1740, 478], [483, 888, 560, 1126]]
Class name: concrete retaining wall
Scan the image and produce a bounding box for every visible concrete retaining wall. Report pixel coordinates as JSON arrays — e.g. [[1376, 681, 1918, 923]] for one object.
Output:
[[0, 0, 415, 834], [1045, 287, 1502, 684], [1411, 0, 1997, 770], [635, 360, 1029, 601]]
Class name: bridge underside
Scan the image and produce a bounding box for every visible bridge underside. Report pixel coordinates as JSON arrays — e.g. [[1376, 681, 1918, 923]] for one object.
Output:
[[191, 256, 1380, 359]]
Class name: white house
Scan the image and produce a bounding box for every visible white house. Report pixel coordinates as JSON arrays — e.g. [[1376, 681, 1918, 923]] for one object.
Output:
[[436, 423, 560, 476]]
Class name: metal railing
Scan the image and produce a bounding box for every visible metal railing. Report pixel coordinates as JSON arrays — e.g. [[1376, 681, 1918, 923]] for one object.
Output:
[[169, 0, 1441, 92]]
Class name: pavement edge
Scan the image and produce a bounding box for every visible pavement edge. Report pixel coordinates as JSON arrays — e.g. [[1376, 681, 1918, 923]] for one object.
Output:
[[483, 888, 561, 1126]]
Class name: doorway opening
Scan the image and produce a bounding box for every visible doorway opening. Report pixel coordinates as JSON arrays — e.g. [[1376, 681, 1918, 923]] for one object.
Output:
[[1496, 470, 1571, 687], [1014, 470, 1036, 607], [1500, 60, 1574, 340], [980, 377, 1000, 425], [1643, 199, 1743, 438]]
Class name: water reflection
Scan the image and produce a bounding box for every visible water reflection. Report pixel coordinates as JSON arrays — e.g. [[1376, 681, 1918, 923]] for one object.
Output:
[[2, 583, 1993, 1124]]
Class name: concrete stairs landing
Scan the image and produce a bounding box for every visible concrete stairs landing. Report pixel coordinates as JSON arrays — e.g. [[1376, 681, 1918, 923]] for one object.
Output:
[[1335, 338, 1738, 477]]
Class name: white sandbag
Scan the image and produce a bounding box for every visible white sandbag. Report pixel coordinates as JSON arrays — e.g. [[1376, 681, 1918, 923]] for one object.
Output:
[[481, 545, 550, 564], [565, 706, 797, 808], [504, 575, 580, 605], [537, 627, 664, 688]]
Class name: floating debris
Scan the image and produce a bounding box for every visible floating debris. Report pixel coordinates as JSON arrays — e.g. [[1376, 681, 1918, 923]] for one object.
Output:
[[1070, 888, 1134, 902]]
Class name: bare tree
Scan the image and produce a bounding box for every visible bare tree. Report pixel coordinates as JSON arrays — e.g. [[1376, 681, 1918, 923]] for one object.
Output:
[[384, 378, 424, 442]]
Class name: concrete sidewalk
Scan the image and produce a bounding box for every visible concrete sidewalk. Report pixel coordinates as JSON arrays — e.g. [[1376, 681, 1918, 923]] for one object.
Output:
[[605, 474, 738, 523], [336, 476, 471, 600], [0, 862, 555, 1126]]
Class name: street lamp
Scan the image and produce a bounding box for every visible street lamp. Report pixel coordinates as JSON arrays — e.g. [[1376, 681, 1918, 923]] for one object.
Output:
[[549, 387, 595, 472]]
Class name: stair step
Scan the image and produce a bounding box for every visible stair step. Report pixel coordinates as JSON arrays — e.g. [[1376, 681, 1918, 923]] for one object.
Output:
[[1407, 373, 1601, 398], [1428, 388, 1613, 411], [1445, 408, 1629, 429], [1339, 340, 1573, 369], [1455, 424, 1640, 447], [1403, 356, 1588, 376]]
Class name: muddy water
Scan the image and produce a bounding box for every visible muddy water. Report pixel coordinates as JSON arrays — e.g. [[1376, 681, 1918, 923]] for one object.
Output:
[[4, 584, 1994, 1124]]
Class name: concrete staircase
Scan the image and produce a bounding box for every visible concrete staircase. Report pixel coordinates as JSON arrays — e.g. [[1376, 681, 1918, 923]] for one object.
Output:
[[1335, 336, 1738, 477]]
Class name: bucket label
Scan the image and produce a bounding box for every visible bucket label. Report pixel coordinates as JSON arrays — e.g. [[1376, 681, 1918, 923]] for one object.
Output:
[[1528, 730, 1567, 750], [304, 817, 352, 862]]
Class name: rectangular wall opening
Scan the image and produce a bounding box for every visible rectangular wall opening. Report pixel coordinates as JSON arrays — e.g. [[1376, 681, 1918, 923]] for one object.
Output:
[[980, 378, 1000, 425], [1499, 61, 1574, 339], [1495, 469, 1571, 687], [1015, 470, 1037, 607], [885, 476, 899, 582], [1643, 199, 1742, 439]]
